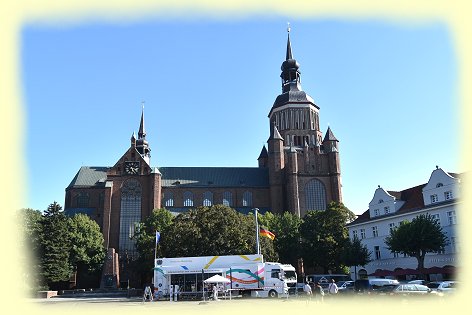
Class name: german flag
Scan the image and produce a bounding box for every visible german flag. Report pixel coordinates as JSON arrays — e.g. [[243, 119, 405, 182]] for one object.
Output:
[[260, 227, 275, 240]]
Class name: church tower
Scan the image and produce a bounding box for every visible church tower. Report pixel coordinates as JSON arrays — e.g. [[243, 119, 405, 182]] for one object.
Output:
[[267, 26, 342, 217]]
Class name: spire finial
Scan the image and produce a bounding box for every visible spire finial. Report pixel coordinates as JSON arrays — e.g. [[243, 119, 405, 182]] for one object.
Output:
[[286, 23, 293, 60], [287, 22, 291, 33]]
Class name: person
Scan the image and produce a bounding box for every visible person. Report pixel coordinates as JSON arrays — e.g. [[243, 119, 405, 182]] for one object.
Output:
[[212, 284, 219, 301], [303, 281, 312, 303], [314, 282, 324, 303], [328, 279, 339, 296], [143, 285, 153, 302]]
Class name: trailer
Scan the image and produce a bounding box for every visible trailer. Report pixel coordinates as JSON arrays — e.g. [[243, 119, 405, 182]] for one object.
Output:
[[153, 254, 297, 299]]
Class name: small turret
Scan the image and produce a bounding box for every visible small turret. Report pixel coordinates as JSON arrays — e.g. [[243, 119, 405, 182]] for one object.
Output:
[[258, 145, 269, 168]]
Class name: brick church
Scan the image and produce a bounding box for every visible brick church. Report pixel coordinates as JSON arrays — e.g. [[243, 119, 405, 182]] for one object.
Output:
[[64, 29, 342, 284]]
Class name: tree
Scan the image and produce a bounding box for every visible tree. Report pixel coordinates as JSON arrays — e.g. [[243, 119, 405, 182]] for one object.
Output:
[[18, 208, 45, 292], [265, 211, 302, 266], [385, 213, 449, 276], [340, 235, 372, 279], [39, 202, 72, 289], [161, 205, 276, 259], [300, 202, 356, 273], [68, 214, 106, 273], [133, 208, 174, 279]]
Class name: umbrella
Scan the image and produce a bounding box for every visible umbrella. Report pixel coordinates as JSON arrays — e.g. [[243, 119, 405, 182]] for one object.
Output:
[[204, 274, 231, 283]]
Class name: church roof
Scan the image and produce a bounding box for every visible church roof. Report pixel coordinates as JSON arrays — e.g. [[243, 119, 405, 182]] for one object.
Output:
[[66, 166, 269, 189], [66, 166, 109, 189], [159, 167, 269, 188]]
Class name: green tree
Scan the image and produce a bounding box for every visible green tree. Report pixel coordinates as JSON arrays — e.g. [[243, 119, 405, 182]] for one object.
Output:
[[340, 235, 372, 279], [300, 202, 356, 273], [162, 205, 275, 259], [385, 213, 449, 276], [39, 202, 72, 289], [68, 213, 106, 273], [18, 208, 45, 293], [133, 208, 174, 278], [268, 212, 302, 266]]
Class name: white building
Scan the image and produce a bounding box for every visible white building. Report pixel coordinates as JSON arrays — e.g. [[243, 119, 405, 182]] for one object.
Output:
[[347, 166, 460, 281]]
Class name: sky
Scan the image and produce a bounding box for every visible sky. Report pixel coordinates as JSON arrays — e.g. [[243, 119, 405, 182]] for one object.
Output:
[[21, 16, 459, 215]]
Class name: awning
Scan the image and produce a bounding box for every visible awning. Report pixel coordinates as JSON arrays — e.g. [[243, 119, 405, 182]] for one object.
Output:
[[369, 269, 395, 277]]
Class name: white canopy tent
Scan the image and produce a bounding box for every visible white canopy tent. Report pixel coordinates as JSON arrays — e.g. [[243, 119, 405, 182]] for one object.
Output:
[[204, 274, 230, 284]]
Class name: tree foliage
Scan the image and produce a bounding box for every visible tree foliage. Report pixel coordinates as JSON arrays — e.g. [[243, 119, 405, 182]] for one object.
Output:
[[39, 202, 72, 288], [68, 213, 106, 273], [266, 211, 302, 266], [340, 235, 372, 268], [385, 213, 449, 272], [300, 202, 356, 273]]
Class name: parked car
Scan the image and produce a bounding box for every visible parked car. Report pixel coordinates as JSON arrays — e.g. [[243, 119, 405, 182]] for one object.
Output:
[[337, 281, 355, 294], [427, 281, 458, 294], [408, 280, 429, 286], [389, 283, 436, 295]]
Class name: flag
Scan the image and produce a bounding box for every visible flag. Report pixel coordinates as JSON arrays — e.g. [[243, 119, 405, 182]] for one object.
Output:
[[260, 227, 275, 240], [155, 231, 161, 245]]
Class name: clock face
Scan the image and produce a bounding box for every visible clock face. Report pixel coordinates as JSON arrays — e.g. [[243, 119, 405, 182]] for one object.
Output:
[[124, 161, 140, 175]]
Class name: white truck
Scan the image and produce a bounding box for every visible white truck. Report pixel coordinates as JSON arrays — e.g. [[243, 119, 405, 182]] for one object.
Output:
[[153, 254, 297, 299]]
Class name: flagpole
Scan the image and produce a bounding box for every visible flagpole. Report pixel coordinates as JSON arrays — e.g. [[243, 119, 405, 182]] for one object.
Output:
[[254, 208, 260, 255]]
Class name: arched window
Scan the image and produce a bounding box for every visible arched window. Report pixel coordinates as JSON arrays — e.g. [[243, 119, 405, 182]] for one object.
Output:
[[119, 179, 142, 258], [436, 183, 444, 188], [242, 191, 253, 207], [305, 179, 327, 210], [203, 191, 213, 206], [163, 192, 174, 207], [76, 193, 89, 208], [223, 191, 232, 207], [183, 191, 194, 207]]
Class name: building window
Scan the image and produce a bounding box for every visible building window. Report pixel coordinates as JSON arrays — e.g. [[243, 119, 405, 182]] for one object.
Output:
[[183, 191, 193, 207], [451, 236, 458, 253], [223, 191, 233, 207], [352, 230, 358, 239], [77, 193, 90, 208], [119, 179, 142, 258], [242, 191, 253, 207], [372, 226, 379, 237], [447, 211, 456, 225], [374, 246, 381, 260], [384, 206, 390, 214], [436, 183, 443, 188], [430, 194, 438, 203], [163, 192, 174, 207], [431, 213, 440, 224], [393, 251, 399, 258], [389, 222, 396, 232], [360, 229, 366, 239], [374, 209, 379, 216], [203, 191, 213, 206], [444, 191, 453, 200], [305, 179, 327, 211], [378, 199, 384, 204]]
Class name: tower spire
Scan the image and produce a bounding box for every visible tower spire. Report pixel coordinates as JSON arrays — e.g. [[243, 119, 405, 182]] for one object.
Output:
[[138, 101, 146, 139], [286, 22, 293, 60]]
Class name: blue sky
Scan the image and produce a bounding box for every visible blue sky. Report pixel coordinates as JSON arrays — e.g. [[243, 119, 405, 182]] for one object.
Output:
[[21, 17, 459, 215]]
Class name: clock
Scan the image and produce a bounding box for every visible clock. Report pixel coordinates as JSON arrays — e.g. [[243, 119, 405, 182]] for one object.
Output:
[[124, 161, 140, 175]]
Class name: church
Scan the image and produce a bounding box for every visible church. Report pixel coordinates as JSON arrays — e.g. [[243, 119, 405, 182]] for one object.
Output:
[[64, 29, 343, 275]]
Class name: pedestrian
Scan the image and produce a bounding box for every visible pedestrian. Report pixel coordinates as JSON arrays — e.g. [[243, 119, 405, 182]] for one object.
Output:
[[328, 279, 338, 296], [303, 281, 312, 303], [314, 282, 324, 303]]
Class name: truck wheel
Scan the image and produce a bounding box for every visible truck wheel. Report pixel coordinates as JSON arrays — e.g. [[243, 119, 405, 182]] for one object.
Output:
[[268, 290, 278, 298]]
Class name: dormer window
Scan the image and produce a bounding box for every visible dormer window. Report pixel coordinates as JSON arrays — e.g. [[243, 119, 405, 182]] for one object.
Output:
[[384, 206, 390, 214], [374, 209, 380, 216], [430, 194, 438, 203], [444, 191, 453, 200], [436, 183, 443, 188]]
